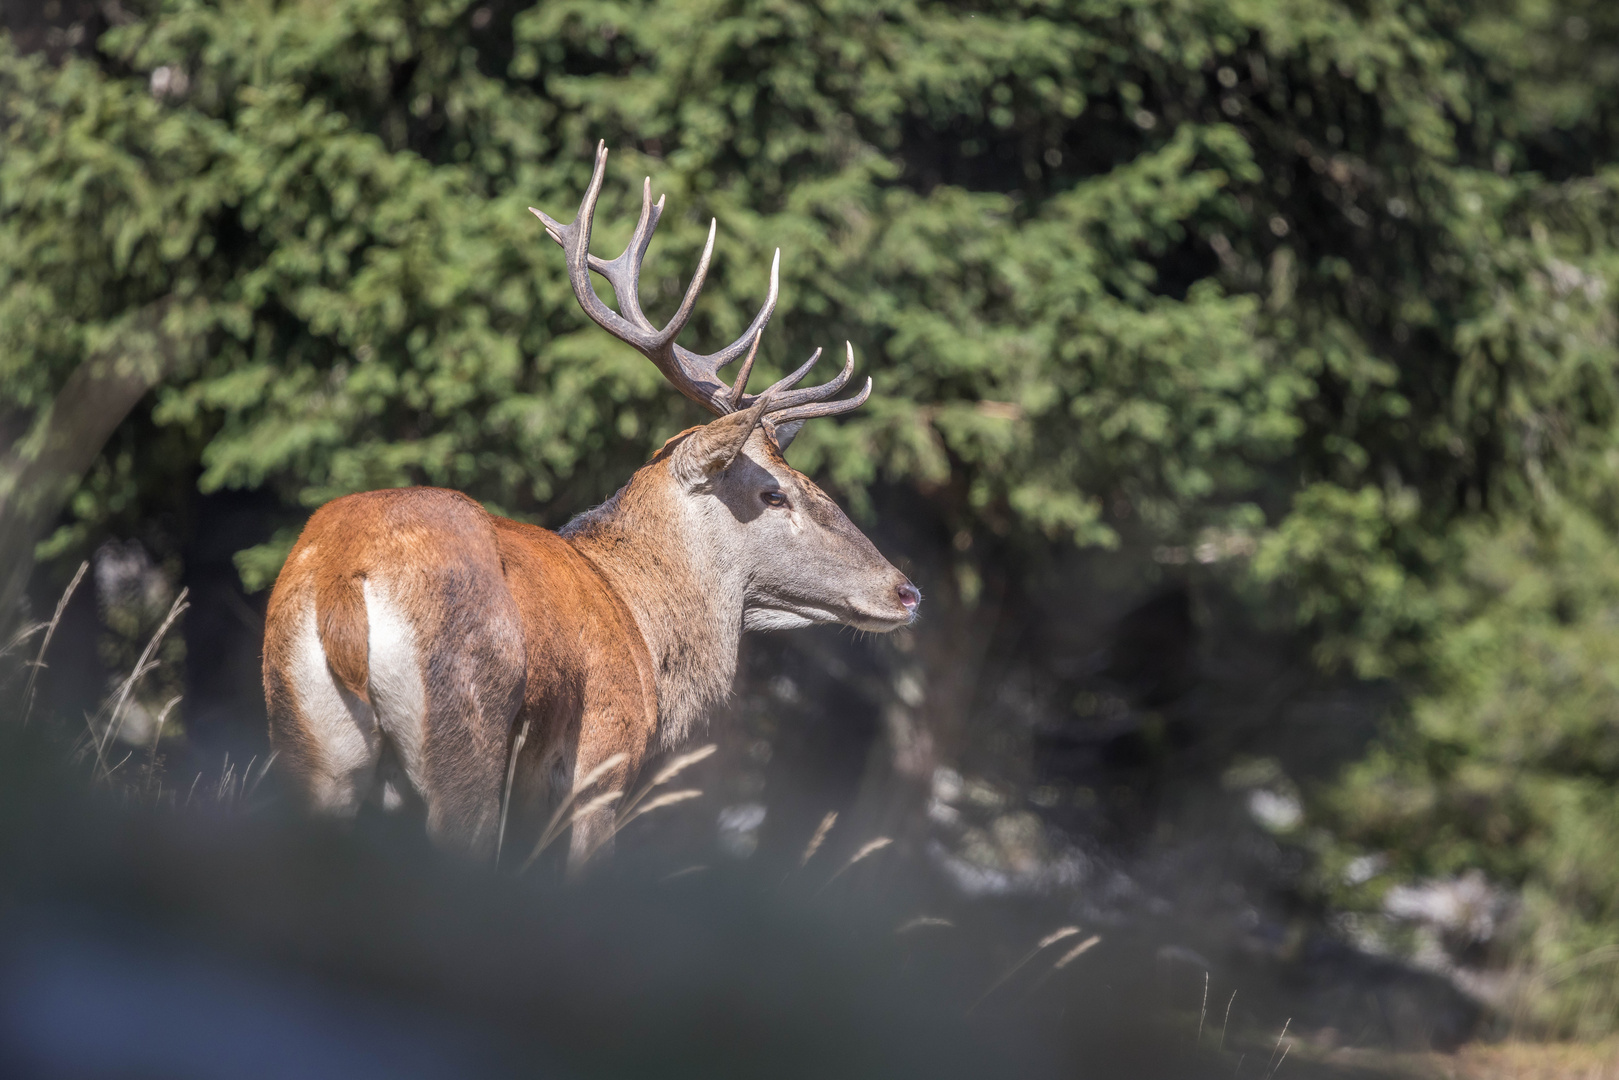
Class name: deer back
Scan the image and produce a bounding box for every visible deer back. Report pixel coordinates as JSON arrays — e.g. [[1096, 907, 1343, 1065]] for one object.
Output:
[[263, 487, 656, 851]]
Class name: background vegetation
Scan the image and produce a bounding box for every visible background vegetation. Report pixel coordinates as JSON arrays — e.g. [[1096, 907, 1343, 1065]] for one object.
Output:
[[8, 0, 1619, 1038]]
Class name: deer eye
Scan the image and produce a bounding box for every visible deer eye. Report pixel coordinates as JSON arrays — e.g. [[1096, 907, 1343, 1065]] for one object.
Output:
[[761, 490, 789, 509]]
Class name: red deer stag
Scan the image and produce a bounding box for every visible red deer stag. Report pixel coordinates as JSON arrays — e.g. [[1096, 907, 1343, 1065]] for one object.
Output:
[[263, 143, 920, 867]]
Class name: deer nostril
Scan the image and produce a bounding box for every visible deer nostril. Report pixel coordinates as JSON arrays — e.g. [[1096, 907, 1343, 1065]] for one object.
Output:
[[896, 582, 921, 610]]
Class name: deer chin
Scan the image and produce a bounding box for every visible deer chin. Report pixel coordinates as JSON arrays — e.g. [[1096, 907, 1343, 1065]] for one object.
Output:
[[743, 604, 832, 632], [846, 606, 917, 633], [744, 599, 914, 634]]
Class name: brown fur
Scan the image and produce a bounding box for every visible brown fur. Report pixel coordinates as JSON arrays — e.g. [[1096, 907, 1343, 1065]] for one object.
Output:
[[264, 421, 917, 867], [315, 572, 369, 703], [267, 148, 922, 865]]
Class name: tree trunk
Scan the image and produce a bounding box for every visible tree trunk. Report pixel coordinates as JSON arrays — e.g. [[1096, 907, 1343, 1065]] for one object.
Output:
[[0, 299, 189, 637]]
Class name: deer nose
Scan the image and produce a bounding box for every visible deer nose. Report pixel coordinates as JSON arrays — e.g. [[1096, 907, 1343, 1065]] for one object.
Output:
[[896, 581, 921, 611]]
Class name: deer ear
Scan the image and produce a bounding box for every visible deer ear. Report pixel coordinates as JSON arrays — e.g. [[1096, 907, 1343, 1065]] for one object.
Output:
[[671, 392, 775, 490], [770, 419, 806, 452]]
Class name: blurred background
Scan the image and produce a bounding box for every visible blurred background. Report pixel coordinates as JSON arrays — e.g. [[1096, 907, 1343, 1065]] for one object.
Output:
[[6, 0, 1619, 1072]]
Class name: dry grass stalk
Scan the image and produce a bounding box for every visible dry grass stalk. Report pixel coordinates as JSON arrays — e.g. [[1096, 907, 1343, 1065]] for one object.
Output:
[[1267, 1044, 1290, 1080], [800, 811, 837, 867], [650, 744, 716, 787], [1263, 1019, 1291, 1080], [568, 789, 623, 825], [1038, 926, 1082, 950], [1221, 990, 1237, 1052], [582, 744, 718, 861], [1051, 934, 1101, 969], [495, 716, 532, 866], [1508, 942, 1619, 1034], [617, 743, 716, 822], [896, 916, 953, 934], [142, 693, 182, 796], [215, 754, 238, 803], [1198, 970, 1209, 1046], [844, 836, 891, 868], [518, 751, 628, 873], [96, 588, 189, 775], [585, 786, 703, 863], [619, 787, 701, 826], [568, 790, 632, 864], [0, 620, 46, 663], [661, 864, 708, 882], [20, 560, 87, 726], [815, 836, 892, 895], [244, 750, 279, 800], [969, 926, 1082, 1012]]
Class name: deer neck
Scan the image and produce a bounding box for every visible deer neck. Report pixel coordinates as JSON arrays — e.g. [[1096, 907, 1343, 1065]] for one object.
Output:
[[561, 473, 743, 746]]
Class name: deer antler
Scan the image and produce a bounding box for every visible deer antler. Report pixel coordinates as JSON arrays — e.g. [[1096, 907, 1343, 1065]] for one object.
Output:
[[530, 142, 871, 436]]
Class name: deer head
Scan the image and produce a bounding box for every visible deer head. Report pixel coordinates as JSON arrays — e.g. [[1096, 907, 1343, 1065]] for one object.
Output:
[[532, 144, 920, 638]]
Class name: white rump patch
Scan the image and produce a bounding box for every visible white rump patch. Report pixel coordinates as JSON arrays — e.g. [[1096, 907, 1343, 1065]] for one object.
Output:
[[290, 601, 377, 814], [364, 579, 429, 799]]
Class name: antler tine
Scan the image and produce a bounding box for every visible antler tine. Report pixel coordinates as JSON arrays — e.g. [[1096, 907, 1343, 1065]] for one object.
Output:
[[651, 218, 716, 351], [766, 374, 873, 426], [532, 147, 815, 419], [532, 141, 738, 413], [749, 340, 858, 414], [529, 142, 663, 356], [588, 177, 666, 332], [679, 247, 780, 373], [767, 346, 823, 393], [764, 343, 870, 425], [667, 247, 781, 411], [727, 331, 764, 410]]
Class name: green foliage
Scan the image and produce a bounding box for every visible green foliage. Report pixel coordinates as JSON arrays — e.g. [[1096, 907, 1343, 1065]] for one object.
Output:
[[0, 0, 1476, 574], [1321, 506, 1619, 1032]]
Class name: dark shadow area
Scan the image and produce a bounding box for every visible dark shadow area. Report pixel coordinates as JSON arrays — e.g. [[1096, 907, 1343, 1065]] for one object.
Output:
[[0, 718, 1446, 1079]]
